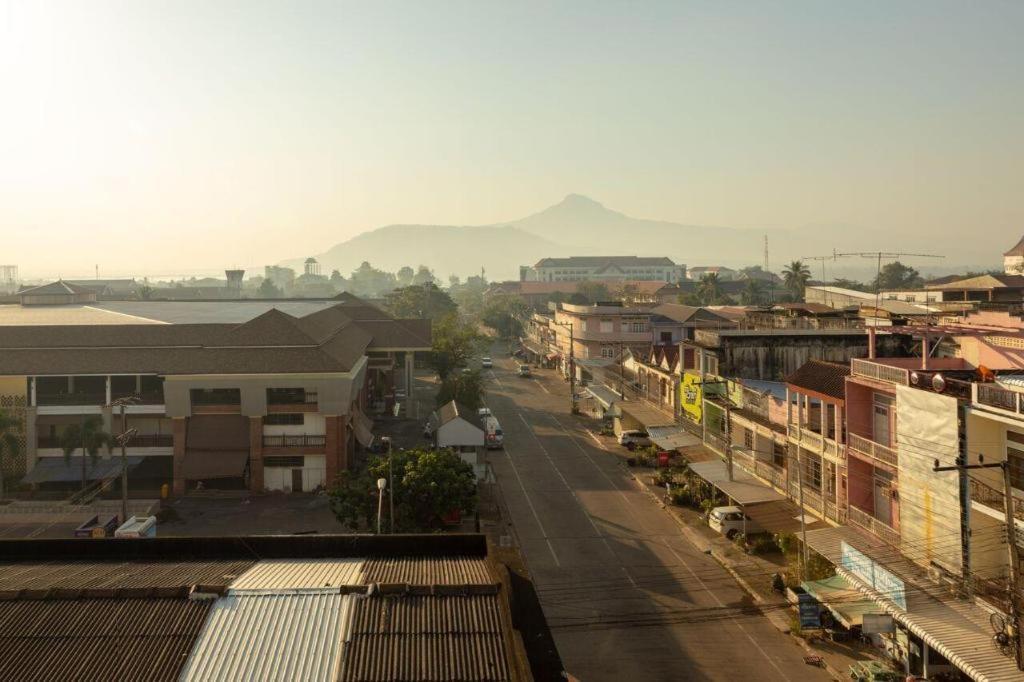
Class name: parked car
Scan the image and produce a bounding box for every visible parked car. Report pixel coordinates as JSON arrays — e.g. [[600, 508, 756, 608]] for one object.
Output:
[[517, 364, 532, 377], [708, 506, 762, 539], [483, 416, 504, 450], [478, 407, 492, 417], [481, 357, 493, 368], [616, 429, 650, 449]]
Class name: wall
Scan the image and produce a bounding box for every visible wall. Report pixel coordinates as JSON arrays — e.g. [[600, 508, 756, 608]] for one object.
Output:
[[263, 414, 327, 436], [680, 372, 703, 423], [717, 334, 903, 381], [0, 376, 28, 484], [896, 386, 962, 574]]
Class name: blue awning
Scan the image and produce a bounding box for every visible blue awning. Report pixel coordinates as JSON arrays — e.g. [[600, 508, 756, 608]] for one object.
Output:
[[24, 456, 144, 484]]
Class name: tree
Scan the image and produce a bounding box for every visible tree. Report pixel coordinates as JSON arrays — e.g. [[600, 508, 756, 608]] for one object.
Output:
[[428, 313, 485, 380], [481, 295, 530, 339], [614, 283, 641, 304], [436, 370, 485, 411], [575, 281, 610, 304], [872, 261, 923, 291], [697, 273, 722, 305], [329, 270, 347, 291], [384, 283, 457, 320], [258, 279, 283, 298], [396, 266, 415, 287], [782, 260, 812, 299], [411, 265, 437, 287], [138, 285, 154, 300], [448, 275, 489, 318], [329, 448, 477, 531], [830, 277, 866, 292], [0, 409, 22, 500], [740, 278, 766, 305], [58, 416, 113, 491], [349, 262, 398, 297]]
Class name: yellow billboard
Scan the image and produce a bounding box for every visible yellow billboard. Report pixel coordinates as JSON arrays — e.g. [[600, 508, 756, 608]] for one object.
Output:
[[680, 372, 703, 423]]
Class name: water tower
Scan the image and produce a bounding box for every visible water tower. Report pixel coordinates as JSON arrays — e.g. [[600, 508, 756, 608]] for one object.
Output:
[[304, 258, 321, 277], [225, 269, 245, 297]]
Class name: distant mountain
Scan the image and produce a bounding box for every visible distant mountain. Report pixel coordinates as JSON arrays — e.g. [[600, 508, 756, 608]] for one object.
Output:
[[283, 194, 1001, 280]]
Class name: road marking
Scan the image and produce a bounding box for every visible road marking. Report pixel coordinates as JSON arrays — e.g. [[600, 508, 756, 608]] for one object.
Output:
[[531, 378, 549, 394], [488, 370, 504, 388], [499, 440, 561, 567]]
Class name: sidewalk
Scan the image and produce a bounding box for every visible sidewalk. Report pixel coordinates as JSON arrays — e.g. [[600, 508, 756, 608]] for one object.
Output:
[[586, 426, 886, 681]]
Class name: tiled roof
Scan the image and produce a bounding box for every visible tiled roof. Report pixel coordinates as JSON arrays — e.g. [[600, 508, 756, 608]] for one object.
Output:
[[17, 280, 96, 296], [1004, 234, 1024, 257], [493, 280, 680, 296], [533, 256, 677, 268], [785, 360, 851, 400], [0, 598, 212, 681], [0, 559, 252, 595], [339, 594, 512, 682], [361, 556, 495, 586]]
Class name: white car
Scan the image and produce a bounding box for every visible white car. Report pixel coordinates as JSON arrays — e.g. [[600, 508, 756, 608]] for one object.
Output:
[[481, 357, 493, 368], [708, 506, 762, 539], [517, 364, 532, 377], [616, 429, 650, 449], [483, 416, 504, 450], [478, 407, 492, 417]]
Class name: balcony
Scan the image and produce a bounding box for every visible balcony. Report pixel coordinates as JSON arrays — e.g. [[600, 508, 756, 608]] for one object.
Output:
[[974, 383, 1024, 416], [38, 433, 172, 449], [969, 477, 1024, 524], [262, 434, 327, 448], [851, 359, 909, 386], [848, 432, 898, 468], [848, 506, 900, 547], [36, 392, 106, 407]]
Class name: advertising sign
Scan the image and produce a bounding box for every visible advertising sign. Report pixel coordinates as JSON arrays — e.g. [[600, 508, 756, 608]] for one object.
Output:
[[862, 613, 895, 634], [797, 593, 821, 629], [680, 372, 703, 423], [841, 541, 907, 610]]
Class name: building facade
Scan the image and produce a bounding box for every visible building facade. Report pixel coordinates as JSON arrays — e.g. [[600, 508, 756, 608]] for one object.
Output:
[[520, 256, 685, 283]]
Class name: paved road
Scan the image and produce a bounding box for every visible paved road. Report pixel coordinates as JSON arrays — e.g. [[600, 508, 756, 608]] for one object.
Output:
[[484, 355, 829, 682]]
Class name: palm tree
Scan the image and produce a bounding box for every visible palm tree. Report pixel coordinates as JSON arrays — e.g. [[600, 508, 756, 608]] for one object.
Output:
[[0, 409, 22, 500], [697, 273, 722, 305], [741, 278, 765, 305], [782, 260, 812, 300], [59, 416, 113, 491]]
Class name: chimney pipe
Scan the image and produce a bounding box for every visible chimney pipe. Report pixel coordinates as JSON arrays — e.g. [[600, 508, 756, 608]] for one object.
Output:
[[868, 327, 876, 359]]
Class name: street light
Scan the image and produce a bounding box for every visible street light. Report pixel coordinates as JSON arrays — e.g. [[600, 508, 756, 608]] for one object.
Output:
[[381, 436, 394, 533], [110, 395, 139, 524], [376, 477, 387, 534]]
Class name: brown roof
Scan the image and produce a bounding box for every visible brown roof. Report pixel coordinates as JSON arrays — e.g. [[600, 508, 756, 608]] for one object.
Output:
[[361, 556, 495, 586], [0, 559, 253, 595], [1005, 235, 1024, 257], [0, 597, 212, 681], [534, 256, 676, 268], [17, 280, 96, 296], [339, 594, 512, 682], [785, 360, 851, 400]]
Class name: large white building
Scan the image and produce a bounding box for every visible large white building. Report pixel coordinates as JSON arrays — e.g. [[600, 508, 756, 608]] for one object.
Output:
[[520, 256, 685, 283], [1004, 234, 1024, 274]]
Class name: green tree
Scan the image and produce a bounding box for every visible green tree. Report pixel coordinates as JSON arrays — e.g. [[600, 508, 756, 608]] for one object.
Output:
[[329, 269, 347, 291], [384, 283, 457, 320], [436, 370, 485, 411], [411, 265, 437, 287], [872, 261, 923, 291], [329, 448, 477, 531], [396, 266, 415, 287], [481, 295, 530, 339], [782, 260, 812, 299], [448, 275, 489, 318], [575, 281, 610, 304], [830, 277, 866, 292], [698, 273, 722, 305], [258, 279, 283, 298], [0, 409, 22, 500], [429, 313, 485, 380], [59, 416, 113, 491], [349, 262, 398, 297], [614, 282, 641, 304], [740, 278, 766, 305]]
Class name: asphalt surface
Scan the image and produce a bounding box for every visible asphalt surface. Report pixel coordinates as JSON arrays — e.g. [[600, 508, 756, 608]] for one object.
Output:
[[484, 354, 830, 682]]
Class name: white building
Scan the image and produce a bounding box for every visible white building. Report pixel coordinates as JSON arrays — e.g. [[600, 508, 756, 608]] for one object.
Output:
[[1004, 234, 1024, 274], [520, 256, 685, 283]]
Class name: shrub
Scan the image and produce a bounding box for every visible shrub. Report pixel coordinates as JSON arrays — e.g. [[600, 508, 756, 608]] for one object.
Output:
[[700, 498, 716, 517], [669, 489, 690, 506]]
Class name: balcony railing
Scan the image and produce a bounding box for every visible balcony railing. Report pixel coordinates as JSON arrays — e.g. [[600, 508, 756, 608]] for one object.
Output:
[[974, 383, 1023, 415], [130, 434, 174, 447], [848, 433, 898, 467], [851, 359, 909, 386], [111, 391, 165, 405], [848, 506, 900, 547], [36, 392, 107, 407], [266, 391, 319, 406], [262, 434, 326, 448], [969, 477, 1024, 523], [191, 390, 241, 406]]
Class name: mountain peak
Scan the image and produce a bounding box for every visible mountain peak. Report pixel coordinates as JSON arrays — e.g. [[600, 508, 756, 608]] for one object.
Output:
[[557, 193, 605, 209]]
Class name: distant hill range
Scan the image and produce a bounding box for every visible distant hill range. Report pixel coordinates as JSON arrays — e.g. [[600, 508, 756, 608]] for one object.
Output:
[[281, 194, 1001, 281]]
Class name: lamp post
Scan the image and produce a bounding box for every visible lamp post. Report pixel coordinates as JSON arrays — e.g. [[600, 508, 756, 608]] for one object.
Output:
[[381, 436, 394, 533], [376, 477, 387, 534], [110, 395, 139, 524]]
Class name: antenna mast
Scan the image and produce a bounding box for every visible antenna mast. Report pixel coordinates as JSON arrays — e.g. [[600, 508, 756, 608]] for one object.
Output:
[[834, 251, 944, 319]]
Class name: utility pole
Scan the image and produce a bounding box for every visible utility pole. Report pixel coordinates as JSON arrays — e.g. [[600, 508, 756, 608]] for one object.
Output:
[[111, 396, 139, 524], [797, 448, 808, 580], [834, 251, 943, 315], [1002, 462, 1023, 671], [552, 319, 576, 414]]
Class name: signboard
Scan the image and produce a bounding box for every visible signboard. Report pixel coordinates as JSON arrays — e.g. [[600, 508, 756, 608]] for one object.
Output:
[[862, 613, 895, 634], [680, 372, 703, 423], [797, 593, 821, 629], [841, 541, 907, 610]]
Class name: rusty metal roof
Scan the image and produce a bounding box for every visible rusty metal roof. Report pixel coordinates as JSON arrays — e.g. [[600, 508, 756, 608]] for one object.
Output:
[[361, 556, 495, 586], [0, 597, 211, 681], [0, 559, 253, 595], [339, 594, 512, 682]]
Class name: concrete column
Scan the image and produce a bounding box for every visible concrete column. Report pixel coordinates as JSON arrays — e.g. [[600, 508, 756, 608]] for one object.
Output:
[[325, 415, 350, 484], [24, 407, 37, 472], [821, 401, 829, 442], [30, 377, 36, 407], [105, 376, 111, 405], [100, 406, 113, 456], [405, 352, 417, 419], [921, 335, 930, 370], [248, 416, 263, 493], [172, 417, 187, 495], [868, 327, 877, 359]]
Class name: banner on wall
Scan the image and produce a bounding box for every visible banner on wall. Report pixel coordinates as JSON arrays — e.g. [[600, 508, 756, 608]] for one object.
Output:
[[680, 372, 703, 423]]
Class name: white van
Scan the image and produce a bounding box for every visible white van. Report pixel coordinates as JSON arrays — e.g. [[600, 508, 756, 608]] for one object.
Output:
[[483, 416, 504, 450], [708, 506, 762, 539]]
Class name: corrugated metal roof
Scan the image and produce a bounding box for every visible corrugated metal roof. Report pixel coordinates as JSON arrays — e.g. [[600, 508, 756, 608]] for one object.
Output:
[[0, 560, 253, 593], [361, 556, 495, 586], [180, 592, 353, 682], [805, 525, 1024, 682], [230, 559, 364, 591], [0, 597, 210, 681], [339, 594, 512, 682]]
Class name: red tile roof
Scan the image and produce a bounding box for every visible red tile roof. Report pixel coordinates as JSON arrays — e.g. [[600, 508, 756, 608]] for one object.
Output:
[[785, 360, 851, 400]]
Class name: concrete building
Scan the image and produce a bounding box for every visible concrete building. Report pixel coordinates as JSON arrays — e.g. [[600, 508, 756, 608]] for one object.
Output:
[[551, 302, 652, 377], [487, 280, 684, 310], [520, 256, 685, 283], [0, 265, 17, 294], [686, 265, 738, 281], [0, 294, 430, 495], [1003, 234, 1024, 274]]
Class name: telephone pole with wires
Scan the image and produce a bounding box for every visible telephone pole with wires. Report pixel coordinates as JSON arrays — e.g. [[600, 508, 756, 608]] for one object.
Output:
[[800, 250, 839, 307], [833, 251, 943, 316]]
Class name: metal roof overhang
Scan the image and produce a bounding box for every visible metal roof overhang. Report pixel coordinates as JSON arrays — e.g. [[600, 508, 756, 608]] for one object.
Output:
[[804, 525, 1024, 682], [801, 575, 877, 628], [181, 450, 249, 479], [743, 499, 828, 534], [686, 460, 785, 505], [586, 385, 621, 408], [618, 400, 676, 428], [646, 425, 700, 451], [23, 456, 144, 484], [352, 409, 375, 447]]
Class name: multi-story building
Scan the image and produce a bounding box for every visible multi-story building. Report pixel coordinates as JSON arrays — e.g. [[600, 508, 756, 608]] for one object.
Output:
[[520, 256, 685, 283], [1004, 234, 1024, 274], [552, 302, 652, 375], [0, 291, 430, 496]]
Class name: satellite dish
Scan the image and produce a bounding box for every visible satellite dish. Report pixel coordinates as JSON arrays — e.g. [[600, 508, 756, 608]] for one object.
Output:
[[932, 374, 946, 392], [910, 371, 921, 386]]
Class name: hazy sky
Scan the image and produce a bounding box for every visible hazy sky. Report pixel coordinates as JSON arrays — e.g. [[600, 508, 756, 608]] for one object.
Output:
[[2, 1, 1021, 278]]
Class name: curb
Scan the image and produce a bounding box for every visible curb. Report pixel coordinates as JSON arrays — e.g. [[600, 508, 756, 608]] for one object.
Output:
[[629, 471, 843, 681]]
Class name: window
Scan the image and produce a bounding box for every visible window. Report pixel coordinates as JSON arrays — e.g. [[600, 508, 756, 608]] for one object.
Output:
[[600, 346, 615, 358], [772, 441, 787, 467], [804, 455, 822, 491], [1007, 431, 1024, 489], [631, 322, 646, 333], [264, 456, 304, 468], [600, 320, 613, 333], [743, 428, 754, 450], [265, 413, 304, 426], [660, 331, 673, 343]]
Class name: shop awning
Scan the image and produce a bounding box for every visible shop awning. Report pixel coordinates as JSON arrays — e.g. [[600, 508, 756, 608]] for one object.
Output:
[[180, 450, 249, 480], [646, 425, 700, 451], [801, 575, 877, 629], [618, 400, 676, 429], [575, 358, 615, 369], [805, 525, 1024, 682], [522, 342, 545, 356], [586, 385, 621, 408], [687, 459, 785, 505], [352, 409, 375, 447], [744, 499, 829, 534], [24, 456, 144, 484], [546, 352, 560, 361]]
